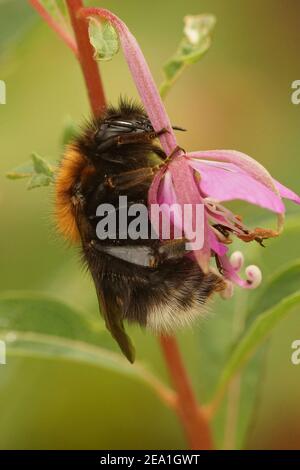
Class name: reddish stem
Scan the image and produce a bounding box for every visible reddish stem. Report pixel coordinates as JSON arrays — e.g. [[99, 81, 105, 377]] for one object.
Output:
[[159, 335, 213, 450], [29, 0, 78, 55], [66, 0, 106, 116]]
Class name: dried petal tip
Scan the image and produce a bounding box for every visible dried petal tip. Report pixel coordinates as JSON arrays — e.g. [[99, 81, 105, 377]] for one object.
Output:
[[245, 265, 262, 289], [230, 251, 244, 272]]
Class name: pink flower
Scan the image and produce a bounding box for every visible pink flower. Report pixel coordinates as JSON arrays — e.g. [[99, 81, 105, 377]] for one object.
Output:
[[81, 8, 300, 290], [151, 151, 300, 288]]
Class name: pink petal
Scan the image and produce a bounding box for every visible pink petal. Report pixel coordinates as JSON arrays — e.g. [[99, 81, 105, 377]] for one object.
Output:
[[148, 168, 164, 207], [273, 179, 300, 205], [149, 165, 227, 258], [149, 169, 185, 238], [169, 158, 227, 270], [157, 170, 184, 231], [82, 8, 177, 156], [157, 171, 177, 205], [220, 255, 247, 287], [188, 150, 281, 196], [188, 158, 285, 213]]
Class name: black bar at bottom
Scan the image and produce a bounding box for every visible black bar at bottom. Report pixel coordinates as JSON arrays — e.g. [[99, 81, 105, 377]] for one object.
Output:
[[0, 450, 300, 466]]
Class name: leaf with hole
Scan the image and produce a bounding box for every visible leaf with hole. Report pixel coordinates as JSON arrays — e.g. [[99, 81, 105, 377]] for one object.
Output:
[[160, 14, 216, 98], [88, 17, 120, 61]]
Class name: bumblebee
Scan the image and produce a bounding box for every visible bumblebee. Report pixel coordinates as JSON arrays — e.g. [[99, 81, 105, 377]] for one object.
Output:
[[55, 100, 224, 362]]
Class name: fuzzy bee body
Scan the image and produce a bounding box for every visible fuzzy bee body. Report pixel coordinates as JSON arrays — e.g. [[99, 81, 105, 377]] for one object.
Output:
[[55, 100, 224, 362]]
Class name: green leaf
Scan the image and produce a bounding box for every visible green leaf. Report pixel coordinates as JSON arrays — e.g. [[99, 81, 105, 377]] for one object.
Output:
[[88, 17, 120, 61], [247, 259, 300, 324], [0, 292, 172, 404], [206, 257, 300, 448], [27, 173, 54, 190], [0, 291, 104, 342], [160, 14, 216, 98], [214, 232, 300, 449], [6, 153, 55, 189], [213, 290, 300, 403], [31, 153, 54, 178]]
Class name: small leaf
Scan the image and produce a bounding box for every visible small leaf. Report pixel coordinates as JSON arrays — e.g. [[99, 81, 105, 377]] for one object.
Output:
[[160, 14, 216, 98], [88, 17, 120, 61], [6, 153, 55, 189], [27, 173, 53, 190], [31, 153, 54, 178], [183, 15, 216, 59]]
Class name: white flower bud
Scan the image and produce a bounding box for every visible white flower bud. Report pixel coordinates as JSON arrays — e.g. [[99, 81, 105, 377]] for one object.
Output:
[[230, 251, 244, 272], [245, 265, 262, 289]]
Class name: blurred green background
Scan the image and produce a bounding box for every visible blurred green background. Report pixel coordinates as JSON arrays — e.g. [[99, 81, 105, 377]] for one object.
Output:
[[0, 0, 300, 450]]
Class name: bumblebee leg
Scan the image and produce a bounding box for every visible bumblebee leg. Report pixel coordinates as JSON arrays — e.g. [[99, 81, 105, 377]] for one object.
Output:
[[96, 128, 168, 153], [106, 166, 158, 190], [116, 128, 168, 145]]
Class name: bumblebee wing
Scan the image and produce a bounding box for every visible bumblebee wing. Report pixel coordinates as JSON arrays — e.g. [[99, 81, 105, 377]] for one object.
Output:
[[94, 283, 135, 364], [75, 207, 135, 363]]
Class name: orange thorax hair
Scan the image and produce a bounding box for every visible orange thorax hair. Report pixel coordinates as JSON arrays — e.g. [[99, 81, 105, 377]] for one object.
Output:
[[55, 146, 95, 243]]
